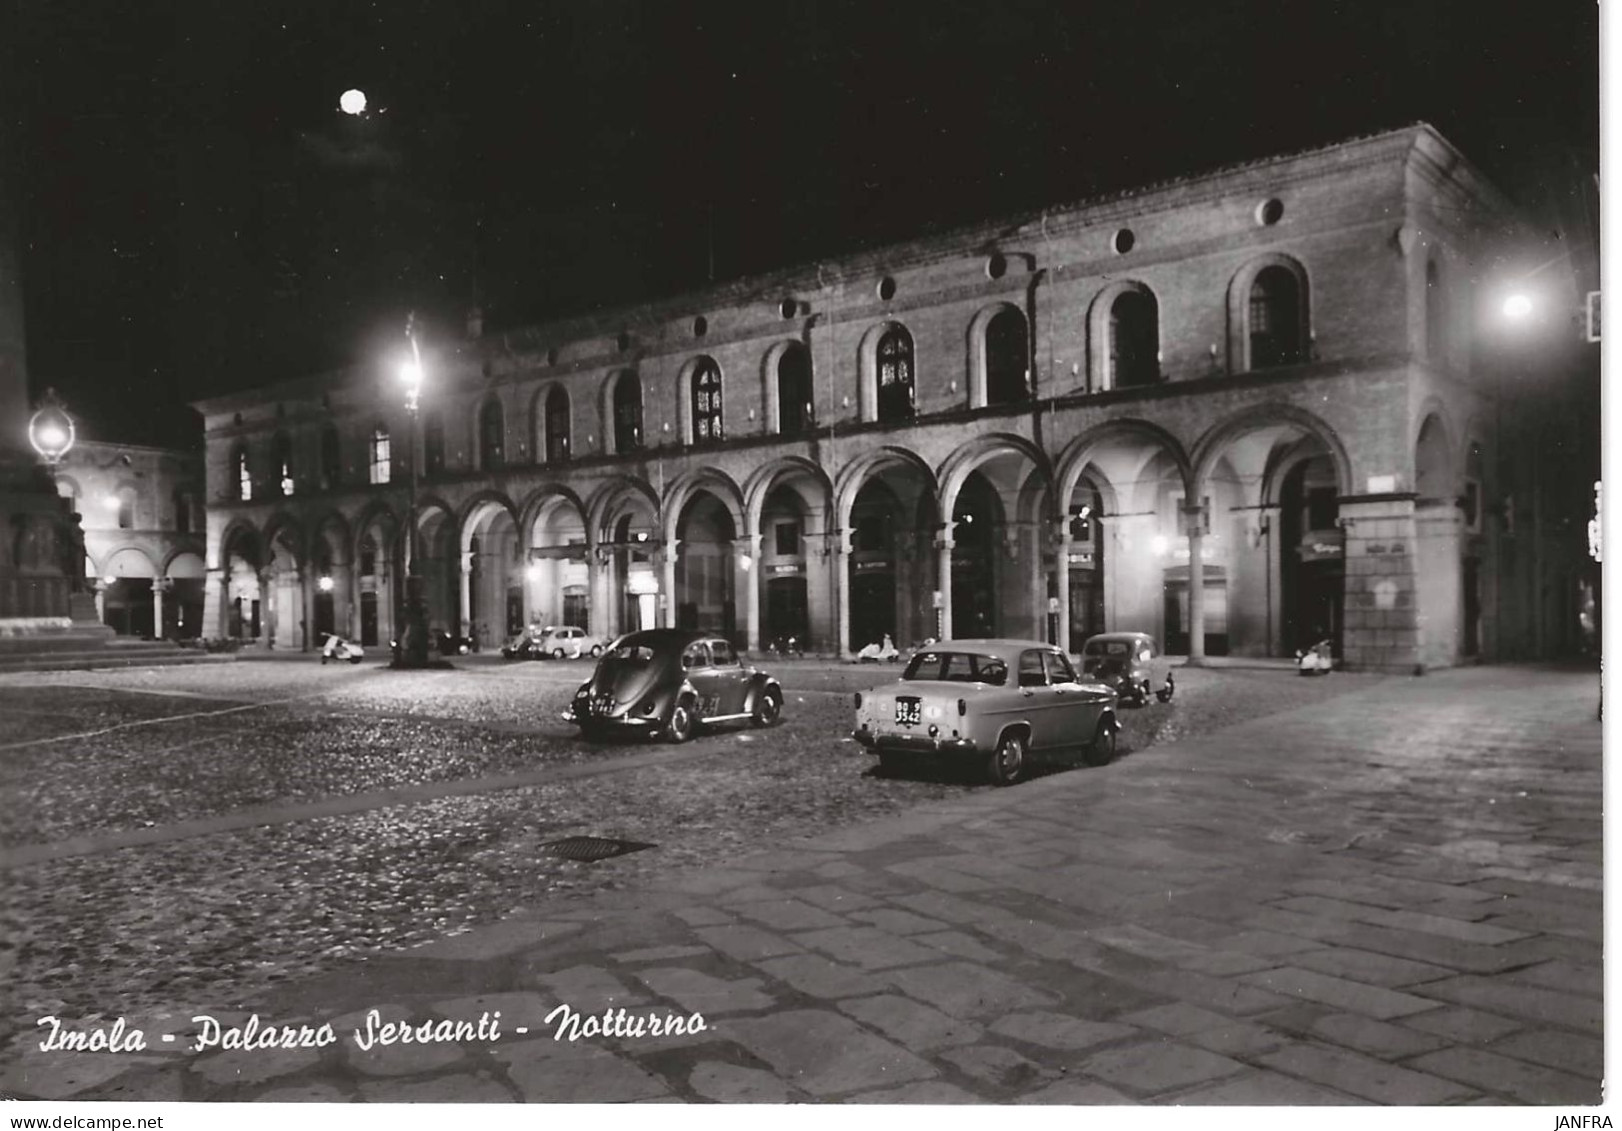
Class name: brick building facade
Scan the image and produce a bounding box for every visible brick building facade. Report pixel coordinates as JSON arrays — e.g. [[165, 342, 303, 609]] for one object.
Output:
[[194, 125, 1583, 672]]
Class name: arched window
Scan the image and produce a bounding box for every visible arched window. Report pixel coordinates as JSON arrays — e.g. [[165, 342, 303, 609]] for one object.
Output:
[[479, 397, 505, 471], [359, 535, 377, 577], [116, 488, 135, 530], [173, 488, 192, 535], [1249, 266, 1304, 368], [778, 344, 813, 435], [272, 432, 295, 497], [1426, 259, 1449, 363], [692, 357, 723, 442], [1109, 291, 1159, 388], [320, 424, 341, 489], [234, 446, 252, 501], [369, 426, 391, 484], [545, 387, 571, 463], [877, 325, 915, 423], [613, 373, 643, 454], [424, 410, 446, 475], [984, 309, 1029, 405]]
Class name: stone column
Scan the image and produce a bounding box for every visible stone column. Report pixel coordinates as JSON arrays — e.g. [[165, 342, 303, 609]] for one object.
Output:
[[152, 577, 169, 640], [936, 527, 955, 641], [660, 540, 679, 628], [1055, 524, 1073, 652], [1340, 495, 1421, 673], [1414, 500, 1464, 669], [458, 551, 474, 638], [93, 578, 107, 624], [204, 565, 226, 639], [1185, 503, 1206, 665], [300, 569, 315, 651], [832, 529, 851, 660], [744, 532, 762, 651]]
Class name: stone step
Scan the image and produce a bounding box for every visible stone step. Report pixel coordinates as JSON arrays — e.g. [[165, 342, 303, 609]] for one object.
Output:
[[0, 647, 236, 672]]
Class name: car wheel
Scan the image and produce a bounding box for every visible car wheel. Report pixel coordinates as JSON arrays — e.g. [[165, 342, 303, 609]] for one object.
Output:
[[751, 686, 782, 727], [349, 655, 363, 664], [589, 644, 603, 657], [987, 731, 1027, 786], [666, 698, 696, 743], [552, 647, 566, 660], [1083, 719, 1117, 767]]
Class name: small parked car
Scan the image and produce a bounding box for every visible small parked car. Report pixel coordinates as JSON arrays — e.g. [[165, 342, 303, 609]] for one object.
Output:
[[563, 628, 784, 742], [535, 625, 607, 660], [500, 630, 544, 660], [1080, 632, 1175, 707], [853, 638, 1120, 786]]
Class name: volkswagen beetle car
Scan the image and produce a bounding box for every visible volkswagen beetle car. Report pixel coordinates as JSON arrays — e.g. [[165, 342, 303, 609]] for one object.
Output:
[[536, 624, 607, 660], [1080, 631, 1174, 706], [853, 638, 1120, 786], [500, 629, 544, 660], [563, 629, 784, 742]]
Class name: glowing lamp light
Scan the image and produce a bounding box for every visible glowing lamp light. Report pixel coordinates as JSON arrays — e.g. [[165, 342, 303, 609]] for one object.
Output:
[[102, 575, 116, 586], [27, 392, 77, 467], [339, 89, 367, 115], [525, 563, 543, 582], [1502, 293, 1534, 321], [317, 576, 335, 593], [739, 554, 753, 572], [101, 494, 121, 511]]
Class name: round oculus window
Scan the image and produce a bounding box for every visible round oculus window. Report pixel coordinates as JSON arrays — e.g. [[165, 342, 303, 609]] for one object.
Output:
[[1112, 229, 1136, 255], [877, 276, 897, 301], [1257, 198, 1284, 226]]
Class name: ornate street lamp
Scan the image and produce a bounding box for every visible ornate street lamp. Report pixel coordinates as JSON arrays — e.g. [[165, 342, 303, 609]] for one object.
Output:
[[28, 388, 76, 467], [392, 313, 433, 668]]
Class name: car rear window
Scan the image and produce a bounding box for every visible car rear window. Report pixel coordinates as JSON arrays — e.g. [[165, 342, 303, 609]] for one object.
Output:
[[902, 651, 1008, 685], [608, 644, 655, 663], [1086, 640, 1131, 656]]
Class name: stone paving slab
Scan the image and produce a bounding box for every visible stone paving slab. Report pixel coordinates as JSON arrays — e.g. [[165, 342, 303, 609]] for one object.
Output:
[[1, 663, 1599, 1105]]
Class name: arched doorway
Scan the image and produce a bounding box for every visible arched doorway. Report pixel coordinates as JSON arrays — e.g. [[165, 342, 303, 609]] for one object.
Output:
[[100, 547, 158, 637], [759, 483, 811, 649], [222, 526, 263, 641], [1278, 454, 1343, 655], [528, 495, 590, 632], [675, 491, 736, 641], [464, 499, 522, 650], [1065, 478, 1107, 650], [847, 465, 937, 651], [265, 524, 305, 649], [951, 472, 1003, 639]]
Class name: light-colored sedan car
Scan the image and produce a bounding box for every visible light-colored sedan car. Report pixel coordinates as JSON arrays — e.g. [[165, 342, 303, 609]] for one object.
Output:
[[535, 625, 608, 660], [853, 638, 1120, 786]]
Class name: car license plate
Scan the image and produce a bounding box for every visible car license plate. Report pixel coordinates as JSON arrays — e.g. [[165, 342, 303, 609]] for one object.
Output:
[[895, 697, 921, 727]]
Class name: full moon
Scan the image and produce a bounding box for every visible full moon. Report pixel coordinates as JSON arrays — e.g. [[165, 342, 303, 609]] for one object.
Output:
[[339, 89, 367, 115]]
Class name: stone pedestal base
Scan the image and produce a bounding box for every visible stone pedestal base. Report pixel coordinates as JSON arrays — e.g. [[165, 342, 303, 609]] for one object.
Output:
[[1339, 496, 1421, 673]]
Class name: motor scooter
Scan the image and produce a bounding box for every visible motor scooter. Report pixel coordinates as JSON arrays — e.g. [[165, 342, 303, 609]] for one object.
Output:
[[1295, 639, 1334, 676], [321, 632, 365, 664]]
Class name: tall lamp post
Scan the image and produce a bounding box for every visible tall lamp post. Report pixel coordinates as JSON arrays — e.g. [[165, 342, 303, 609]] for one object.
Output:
[[394, 313, 433, 667], [27, 388, 94, 617]]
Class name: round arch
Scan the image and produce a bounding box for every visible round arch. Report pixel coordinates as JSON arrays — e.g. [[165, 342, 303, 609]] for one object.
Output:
[[663, 468, 746, 544], [1087, 280, 1161, 391], [1226, 253, 1312, 373], [1191, 403, 1350, 496], [517, 483, 590, 539], [260, 512, 305, 564], [936, 432, 1053, 521], [966, 302, 1030, 408], [456, 489, 522, 552], [1055, 418, 1194, 505], [99, 545, 158, 580], [162, 549, 207, 579], [351, 500, 400, 564], [217, 518, 263, 571], [833, 445, 936, 534], [586, 475, 661, 540], [743, 455, 834, 535]]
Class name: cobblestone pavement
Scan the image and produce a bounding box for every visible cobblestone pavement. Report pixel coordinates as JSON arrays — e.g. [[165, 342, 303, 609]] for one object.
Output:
[[0, 660, 1599, 1104]]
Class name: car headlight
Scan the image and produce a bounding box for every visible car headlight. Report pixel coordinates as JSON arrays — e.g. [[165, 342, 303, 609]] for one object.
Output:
[[640, 697, 658, 715]]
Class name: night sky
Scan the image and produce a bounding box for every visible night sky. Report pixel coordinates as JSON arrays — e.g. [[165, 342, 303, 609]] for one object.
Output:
[[11, 0, 1600, 449]]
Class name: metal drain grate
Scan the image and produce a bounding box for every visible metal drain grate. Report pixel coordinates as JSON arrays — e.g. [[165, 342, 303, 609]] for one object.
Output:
[[541, 835, 655, 862]]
